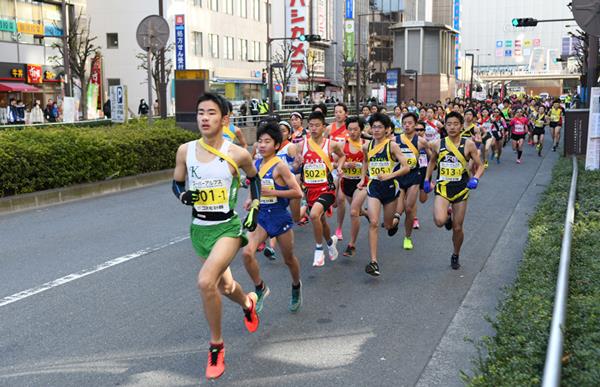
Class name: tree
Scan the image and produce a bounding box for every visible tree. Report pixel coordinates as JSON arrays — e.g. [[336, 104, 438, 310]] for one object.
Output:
[[50, 9, 99, 120], [358, 55, 371, 102], [570, 29, 600, 91], [271, 42, 295, 104], [304, 49, 320, 99], [136, 43, 175, 110], [339, 53, 356, 103]]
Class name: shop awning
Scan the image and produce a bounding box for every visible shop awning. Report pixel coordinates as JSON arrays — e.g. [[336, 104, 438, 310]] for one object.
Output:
[[0, 82, 42, 92]]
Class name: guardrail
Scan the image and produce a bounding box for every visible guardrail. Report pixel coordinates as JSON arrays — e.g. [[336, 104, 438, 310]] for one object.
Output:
[[541, 156, 578, 387], [0, 118, 112, 130]]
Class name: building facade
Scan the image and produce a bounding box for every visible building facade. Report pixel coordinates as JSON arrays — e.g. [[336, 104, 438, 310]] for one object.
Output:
[[88, 0, 270, 115], [0, 0, 85, 117]]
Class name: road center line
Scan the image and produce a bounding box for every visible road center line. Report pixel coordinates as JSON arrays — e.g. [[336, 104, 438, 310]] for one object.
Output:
[[0, 235, 189, 308]]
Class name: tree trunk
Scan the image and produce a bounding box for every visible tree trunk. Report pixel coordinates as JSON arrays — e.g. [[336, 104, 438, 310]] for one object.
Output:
[[80, 79, 88, 121]]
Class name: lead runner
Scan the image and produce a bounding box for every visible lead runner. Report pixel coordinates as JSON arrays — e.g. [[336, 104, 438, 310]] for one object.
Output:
[[172, 93, 261, 380]]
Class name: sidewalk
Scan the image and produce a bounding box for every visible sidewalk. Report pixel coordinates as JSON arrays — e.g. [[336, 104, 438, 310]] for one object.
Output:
[[415, 148, 559, 386]]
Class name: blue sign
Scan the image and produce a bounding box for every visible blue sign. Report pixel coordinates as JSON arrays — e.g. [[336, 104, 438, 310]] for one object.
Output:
[[44, 24, 63, 37], [175, 16, 185, 70], [496, 40, 503, 48], [453, 0, 460, 78], [504, 49, 512, 57], [345, 0, 353, 19], [386, 69, 398, 89]]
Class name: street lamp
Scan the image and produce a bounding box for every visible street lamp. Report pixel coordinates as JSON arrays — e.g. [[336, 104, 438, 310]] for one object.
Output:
[[464, 52, 475, 99], [405, 69, 418, 102]]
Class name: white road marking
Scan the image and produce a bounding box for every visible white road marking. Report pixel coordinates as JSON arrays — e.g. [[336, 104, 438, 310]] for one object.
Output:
[[0, 235, 189, 308]]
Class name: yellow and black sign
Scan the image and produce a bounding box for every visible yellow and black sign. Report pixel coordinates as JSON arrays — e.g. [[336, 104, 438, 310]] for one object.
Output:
[[175, 69, 209, 80], [17, 21, 43, 35]]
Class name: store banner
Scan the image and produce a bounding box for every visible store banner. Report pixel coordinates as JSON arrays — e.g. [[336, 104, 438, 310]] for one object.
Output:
[[44, 25, 63, 37], [286, 0, 308, 77], [87, 54, 102, 119], [344, 20, 355, 63], [17, 21, 43, 35], [26, 64, 42, 84], [175, 15, 185, 70], [0, 19, 16, 33]]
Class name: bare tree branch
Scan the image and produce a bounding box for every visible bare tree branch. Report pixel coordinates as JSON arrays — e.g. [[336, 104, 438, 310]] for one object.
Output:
[[136, 43, 175, 96], [272, 42, 295, 103]]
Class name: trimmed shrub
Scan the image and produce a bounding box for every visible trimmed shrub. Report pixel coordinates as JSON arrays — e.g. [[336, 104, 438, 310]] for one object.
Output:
[[464, 158, 600, 386], [0, 119, 197, 197]]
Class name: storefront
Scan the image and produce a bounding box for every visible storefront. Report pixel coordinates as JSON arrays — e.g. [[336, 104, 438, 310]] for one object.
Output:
[[0, 62, 62, 107]]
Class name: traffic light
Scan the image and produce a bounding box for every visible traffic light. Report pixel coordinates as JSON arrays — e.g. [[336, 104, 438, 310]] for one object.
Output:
[[511, 18, 538, 27], [298, 34, 321, 42]]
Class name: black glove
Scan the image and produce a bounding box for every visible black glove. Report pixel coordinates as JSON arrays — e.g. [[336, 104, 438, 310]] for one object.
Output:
[[180, 190, 200, 206]]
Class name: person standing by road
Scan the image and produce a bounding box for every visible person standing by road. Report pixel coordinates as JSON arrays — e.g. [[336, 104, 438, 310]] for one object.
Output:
[[171, 93, 261, 379], [138, 99, 149, 117], [423, 111, 484, 270]]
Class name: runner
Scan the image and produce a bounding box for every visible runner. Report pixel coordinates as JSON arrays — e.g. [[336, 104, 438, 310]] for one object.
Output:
[[414, 120, 431, 229], [172, 93, 260, 379], [478, 107, 493, 169], [327, 103, 349, 241], [289, 111, 310, 226], [340, 116, 369, 257], [462, 109, 482, 174], [549, 99, 564, 152], [223, 101, 248, 148], [391, 112, 430, 249], [489, 108, 506, 164], [509, 108, 529, 164], [290, 111, 307, 144], [424, 107, 443, 142], [532, 105, 549, 157], [359, 112, 410, 276], [423, 111, 485, 270], [241, 121, 304, 314], [296, 111, 346, 267]]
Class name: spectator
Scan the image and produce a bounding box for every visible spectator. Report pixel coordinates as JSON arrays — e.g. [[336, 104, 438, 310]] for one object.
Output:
[[51, 102, 59, 122], [138, 99, 149, 116], [7, 98, 17, 124], [30, 100, 44, 124], [103, 99, 111, 119], [44, 99, 56, 122], [0, 99, 7, 124], [152, 99, 160, 116], [239, 100, 248, 126], [15, 100, 25, 124]]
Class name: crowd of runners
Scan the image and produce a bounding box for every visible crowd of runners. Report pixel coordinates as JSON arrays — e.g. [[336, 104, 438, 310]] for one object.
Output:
[[171, 92, 565, 379]]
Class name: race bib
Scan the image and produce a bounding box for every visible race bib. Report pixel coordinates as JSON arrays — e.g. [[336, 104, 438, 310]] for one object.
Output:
[[369, 161, 392, 178], [303, 162, 327, 184], [513, 124, 526, 134], [192, 179, 229, 212], [418, 154, 428, 168], [343, 162, 362, 179], [402, 148, 418, 168], [439, 162, 463, 182], [260, 178, 277, 204]]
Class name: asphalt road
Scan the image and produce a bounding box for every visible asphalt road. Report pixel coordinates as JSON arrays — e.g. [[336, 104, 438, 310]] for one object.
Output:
[[0, 139, 558, 387]]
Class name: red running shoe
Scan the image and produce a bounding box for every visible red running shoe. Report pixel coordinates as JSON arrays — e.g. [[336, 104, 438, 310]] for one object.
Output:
[[243, 292, 260, 333], [205, 344, 225, 380]]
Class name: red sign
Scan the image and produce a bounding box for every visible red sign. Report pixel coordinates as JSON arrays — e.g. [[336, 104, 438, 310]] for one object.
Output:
[[175, 15, 185, 26], [27, 64, 43, 84]]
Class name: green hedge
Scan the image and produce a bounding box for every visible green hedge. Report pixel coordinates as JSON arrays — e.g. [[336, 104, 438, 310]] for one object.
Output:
[[465, 158, 600, 386], [0, 118, 197, 197]]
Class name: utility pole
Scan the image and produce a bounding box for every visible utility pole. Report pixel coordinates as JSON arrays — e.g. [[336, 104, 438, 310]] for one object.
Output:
[[267, 0, 272, 113], [158, 0, 167, 118], [465, 52, 474, 100], [61, 0, 72, 97], [586, 35, 598, 107]]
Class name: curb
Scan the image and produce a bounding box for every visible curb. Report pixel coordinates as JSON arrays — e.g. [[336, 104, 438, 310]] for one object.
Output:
[[0, 169, 173, 216], [414, 149, 560, 387]]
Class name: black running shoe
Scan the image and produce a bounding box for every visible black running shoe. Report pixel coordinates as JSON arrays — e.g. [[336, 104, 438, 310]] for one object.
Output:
[[451, 254, 460, 270], [365, 261, 380, 276], [388, 213, 401, 236], [343, 244, 356, 257]]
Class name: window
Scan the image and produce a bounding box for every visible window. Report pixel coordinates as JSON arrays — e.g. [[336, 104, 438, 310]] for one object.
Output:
[[192, 31, 203, 56], [238, 0, 247, 18], [209, 33, 219, 58], [193, 0, 202, 6], [106, 33, 119, 49], [107, 78, 121, 87], [210, 0, 218, 11], [224, 36, 234, 60], [253, 40, 260, 61], [225, 0, 233, 14], [238, 38, 248, 61], [252, 0, 260, 21]]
